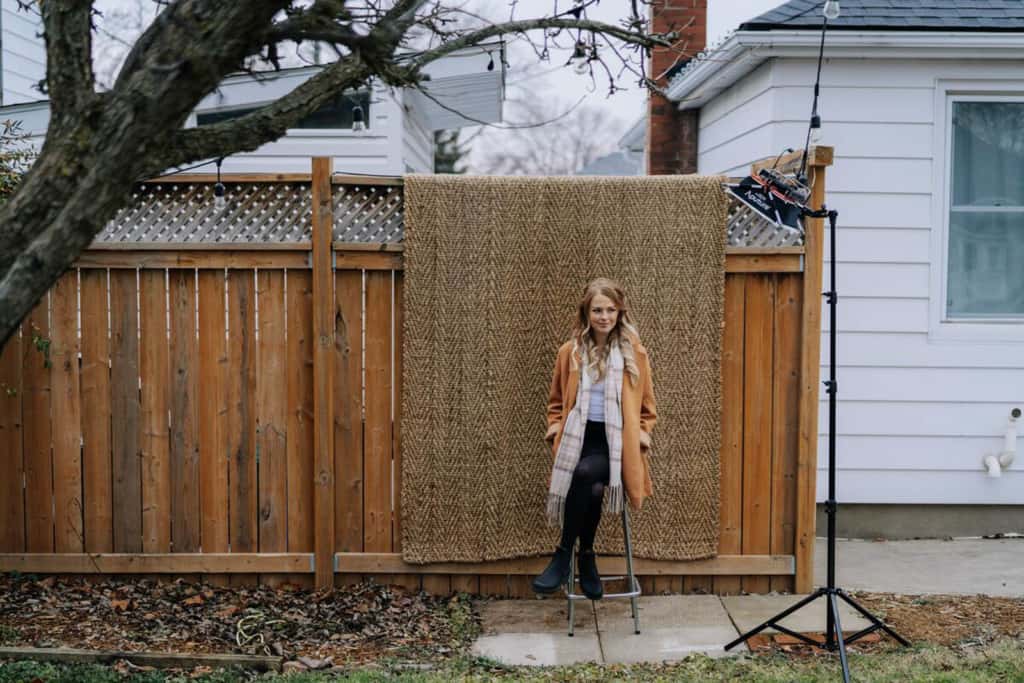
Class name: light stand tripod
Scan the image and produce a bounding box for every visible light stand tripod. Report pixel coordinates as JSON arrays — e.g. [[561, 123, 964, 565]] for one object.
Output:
[[724, 206, 909, 682]]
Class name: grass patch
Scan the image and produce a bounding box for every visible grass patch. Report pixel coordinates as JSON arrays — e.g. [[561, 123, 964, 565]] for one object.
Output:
[[2, 639, 1023, 682]]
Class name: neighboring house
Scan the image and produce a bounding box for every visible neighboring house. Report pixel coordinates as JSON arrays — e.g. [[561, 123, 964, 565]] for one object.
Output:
[[576, 115, 645, 175], [642, 0, 1024, 537], [0, 28, 505, 175], [0, 0, 44, 106]]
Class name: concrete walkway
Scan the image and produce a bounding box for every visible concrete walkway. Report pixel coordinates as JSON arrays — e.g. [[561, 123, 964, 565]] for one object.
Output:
[[472, 537, 1024, 666], [472, 595, 871, 665], [815, 537, 1024, 597]]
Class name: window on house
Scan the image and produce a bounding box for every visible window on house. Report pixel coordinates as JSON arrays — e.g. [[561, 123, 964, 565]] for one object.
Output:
[[196, 90, 370, 129], [947, 100, 1024, 319]]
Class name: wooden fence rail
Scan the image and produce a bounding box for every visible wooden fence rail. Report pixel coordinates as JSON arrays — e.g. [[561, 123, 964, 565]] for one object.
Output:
[[0, 153, 830, 595]]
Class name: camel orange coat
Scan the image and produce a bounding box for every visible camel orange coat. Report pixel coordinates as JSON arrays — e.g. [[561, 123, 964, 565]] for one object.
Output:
[[544, 334, 657, 510]]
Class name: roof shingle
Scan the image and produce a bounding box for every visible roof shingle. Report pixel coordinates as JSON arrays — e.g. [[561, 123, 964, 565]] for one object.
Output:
[[741, 0, 1024, 31]]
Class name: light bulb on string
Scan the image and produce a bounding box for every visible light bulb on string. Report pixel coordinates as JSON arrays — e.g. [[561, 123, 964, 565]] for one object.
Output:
[[823, 1, 840, 20], [213, 157, 226, 211], [571, 40, 588, 74], [809, 114, 823, 145], [351, 105, 366, 132]]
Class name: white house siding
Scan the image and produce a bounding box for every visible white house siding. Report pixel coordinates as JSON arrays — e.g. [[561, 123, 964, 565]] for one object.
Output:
[[203, 80, 404, 175], [1, 0, 44, 105], [697, 56, 1024, 506], [401, 101, 434, 173]]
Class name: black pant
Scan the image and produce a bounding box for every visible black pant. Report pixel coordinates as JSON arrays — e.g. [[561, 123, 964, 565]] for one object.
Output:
[[559, 420, 610, 551]]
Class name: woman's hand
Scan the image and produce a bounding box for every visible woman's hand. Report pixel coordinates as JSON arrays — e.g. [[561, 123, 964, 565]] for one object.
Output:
[[545, 422, 560, 444], [639, 429, 652, 453]]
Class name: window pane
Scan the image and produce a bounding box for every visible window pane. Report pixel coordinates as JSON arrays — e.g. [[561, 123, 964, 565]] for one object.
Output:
[[947, 210, 1024, 318], [296, 91, 370, 129], [196, 107, 260, 126], [951, 102, 1024, 207], [195, 91, 370, 130]]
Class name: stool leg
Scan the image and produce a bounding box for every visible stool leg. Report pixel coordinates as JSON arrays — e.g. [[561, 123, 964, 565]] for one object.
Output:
[[567, 544, 576, 637], [622, 508, 641, 634]]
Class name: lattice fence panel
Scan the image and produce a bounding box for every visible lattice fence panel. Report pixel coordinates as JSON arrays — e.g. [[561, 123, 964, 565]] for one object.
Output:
[[332, 184, 405, 243], [725, 191, 805, 248], [95, 180, 783, 248], [96, 183, 313, 243]]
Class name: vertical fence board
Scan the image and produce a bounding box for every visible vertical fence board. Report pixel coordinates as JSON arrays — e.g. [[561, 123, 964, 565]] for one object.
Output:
[[22, 297, 52, 552], [311, 158, 336, 588], [741, 275, 774, 594], [22, 296, 51, 552], [334, 270, 363, 585], [139, 270, 171, 553], [771, 274, 802, 594], [450, 576, 480, 595], [227, 271, 258, 584], [80, 269, 112, 553], [50, 272, 83, 552], [286, 270, 315, 560], [110, 271, 141, 553], [715, 274, 746, 596], [364, 272, 391, 557], [479, 576, 508, 597], [256, 270, 288, 562], [170, 270, 200, 552], [0, 326, 24, 552], [198, 270, 229, 560]]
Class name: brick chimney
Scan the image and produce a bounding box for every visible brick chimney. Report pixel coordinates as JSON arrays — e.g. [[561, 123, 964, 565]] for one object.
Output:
[[647, 0, 707, 175]]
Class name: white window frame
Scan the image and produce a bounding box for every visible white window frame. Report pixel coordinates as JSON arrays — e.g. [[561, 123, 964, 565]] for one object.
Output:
[[930, 79, 1024, 342]]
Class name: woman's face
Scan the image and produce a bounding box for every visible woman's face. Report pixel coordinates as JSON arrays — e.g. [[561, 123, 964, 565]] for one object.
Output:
[[588, 293, 619, 338]]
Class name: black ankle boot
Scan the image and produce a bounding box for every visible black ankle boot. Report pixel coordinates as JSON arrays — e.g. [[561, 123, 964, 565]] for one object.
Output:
[[532, 545, 572, 594], [578, 549, 603, 600]]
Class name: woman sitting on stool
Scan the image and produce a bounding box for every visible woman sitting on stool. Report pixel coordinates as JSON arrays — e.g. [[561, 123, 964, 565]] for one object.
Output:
[[533, 278, 657, 600]]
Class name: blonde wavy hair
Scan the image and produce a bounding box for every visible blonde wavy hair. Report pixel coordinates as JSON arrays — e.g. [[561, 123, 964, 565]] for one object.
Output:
[[571, 278, 641, 385]]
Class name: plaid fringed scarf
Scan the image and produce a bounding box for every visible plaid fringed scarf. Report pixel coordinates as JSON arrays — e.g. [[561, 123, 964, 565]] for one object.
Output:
[[546, 341, 625, 527]]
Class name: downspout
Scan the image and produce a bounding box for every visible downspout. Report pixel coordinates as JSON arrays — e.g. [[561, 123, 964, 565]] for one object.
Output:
[[983, 407, 1020, 478]]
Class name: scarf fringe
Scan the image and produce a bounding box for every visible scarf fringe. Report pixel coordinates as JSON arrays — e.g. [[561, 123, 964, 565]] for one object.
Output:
[[546, 493, 567, 527], [603, 484, 625, 516]]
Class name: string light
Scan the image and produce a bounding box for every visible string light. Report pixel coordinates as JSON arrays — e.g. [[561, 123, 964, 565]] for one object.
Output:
[[213, 157, 226, 210], [351, 104, 366, 132], [823, 1, 841, 20]]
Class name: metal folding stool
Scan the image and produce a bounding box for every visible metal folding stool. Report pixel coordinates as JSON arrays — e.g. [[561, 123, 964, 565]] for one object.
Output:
[[565, 506, 641, 636]]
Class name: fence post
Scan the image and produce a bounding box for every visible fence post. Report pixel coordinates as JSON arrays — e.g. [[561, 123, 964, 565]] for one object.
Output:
[[312, 157, 336, 589], [795, 145, 833, 593]]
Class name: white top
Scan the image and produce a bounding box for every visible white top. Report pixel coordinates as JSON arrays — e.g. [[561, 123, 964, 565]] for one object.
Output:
[[588, 377, 605, 422]]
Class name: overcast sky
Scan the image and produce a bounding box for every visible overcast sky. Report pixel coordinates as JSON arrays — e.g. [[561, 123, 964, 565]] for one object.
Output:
[[465, 0, 786, 170]]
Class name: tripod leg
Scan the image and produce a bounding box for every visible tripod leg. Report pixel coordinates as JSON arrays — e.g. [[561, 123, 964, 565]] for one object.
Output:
[[567, 547, 576, 637], [837, 590, 911, 647], [830, 593, 851, 683], [724, 588, 826, 651]]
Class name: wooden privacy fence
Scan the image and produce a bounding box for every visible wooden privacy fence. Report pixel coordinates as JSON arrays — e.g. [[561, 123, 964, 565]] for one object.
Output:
[[0, 150, 833, 595]]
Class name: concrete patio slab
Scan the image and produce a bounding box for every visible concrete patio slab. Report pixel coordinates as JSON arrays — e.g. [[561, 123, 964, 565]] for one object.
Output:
[[815, 538, 1024, 597], [596, 596, 745, 663], [472, 632, 602, 666], [722, 594, 871, 636], [595, 595, 727, 631], [477, 598, 596, 635]]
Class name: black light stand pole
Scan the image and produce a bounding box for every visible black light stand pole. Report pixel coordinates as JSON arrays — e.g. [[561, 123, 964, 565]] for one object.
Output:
[[724, 207, 909, 683]]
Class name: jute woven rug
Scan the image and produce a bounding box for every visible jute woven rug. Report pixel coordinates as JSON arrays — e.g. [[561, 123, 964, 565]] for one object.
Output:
[[400, 175, 729, 563]]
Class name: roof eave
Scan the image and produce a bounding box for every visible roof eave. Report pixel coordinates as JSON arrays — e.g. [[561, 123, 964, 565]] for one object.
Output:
[[666, 29, 1024, 110]]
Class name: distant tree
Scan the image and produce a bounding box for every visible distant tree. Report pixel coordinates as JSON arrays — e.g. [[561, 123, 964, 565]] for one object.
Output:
[[434, 129, 471, 174], [474, 98, 625, 176], [0, 121, 33, 204]]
